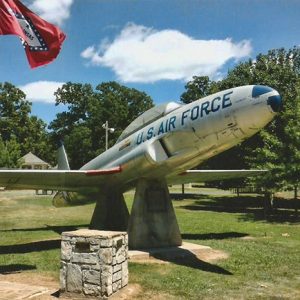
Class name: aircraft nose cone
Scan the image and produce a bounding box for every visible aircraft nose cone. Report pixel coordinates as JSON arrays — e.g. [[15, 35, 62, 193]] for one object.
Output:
[[252, 85, 282, 113], [267, 94, 282, 112]]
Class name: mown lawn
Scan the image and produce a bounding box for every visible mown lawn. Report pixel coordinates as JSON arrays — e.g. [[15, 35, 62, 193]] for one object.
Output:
[[0, 189, 299, 299]]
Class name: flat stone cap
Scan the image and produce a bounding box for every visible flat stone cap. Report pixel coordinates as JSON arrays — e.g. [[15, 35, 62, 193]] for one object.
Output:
[[62, 229, 127, 238]]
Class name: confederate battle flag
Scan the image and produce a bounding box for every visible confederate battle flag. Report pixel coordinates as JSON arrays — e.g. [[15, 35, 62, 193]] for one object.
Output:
[[0, 0, 66, 68]]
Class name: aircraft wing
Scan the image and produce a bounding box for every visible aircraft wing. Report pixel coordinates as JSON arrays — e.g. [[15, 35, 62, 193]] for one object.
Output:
[[0, 167, 265, 191], [167, 169, 266, 185], [0, 167, 121, 191]]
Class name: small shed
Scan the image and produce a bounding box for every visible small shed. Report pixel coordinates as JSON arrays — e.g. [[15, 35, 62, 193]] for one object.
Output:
[[19, 152, 51, 170]]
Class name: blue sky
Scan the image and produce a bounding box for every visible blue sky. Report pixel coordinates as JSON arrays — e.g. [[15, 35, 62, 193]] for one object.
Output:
[[0, 0, 299, 124]]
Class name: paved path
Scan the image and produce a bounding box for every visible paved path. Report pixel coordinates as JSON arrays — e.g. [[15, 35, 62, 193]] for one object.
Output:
[[129, 241, 212, 260], [0, 281, 50, 299]]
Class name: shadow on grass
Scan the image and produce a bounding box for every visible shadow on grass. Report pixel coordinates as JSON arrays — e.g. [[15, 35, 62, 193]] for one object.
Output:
[[182, 232, 248, 240], [0, 224, 89, 235], [0, 239, 61, 254], [152, 248, 232, 275], [171, 193, 212, 201], [0, 264, 36, 274], [179, 195, 300, 224], [240, 209, 300, 223]]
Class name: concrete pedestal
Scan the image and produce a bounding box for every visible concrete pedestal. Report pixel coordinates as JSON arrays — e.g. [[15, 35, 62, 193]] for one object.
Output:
[[88, 179, 182, 250], [127, 179, 182, 249], [90, 190, 129, 231], [60, 229, 128, 298]]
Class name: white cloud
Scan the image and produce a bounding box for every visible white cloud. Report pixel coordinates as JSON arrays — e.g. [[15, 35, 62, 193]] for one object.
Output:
[[19, 81, 65, 103], [29, 0, 73, 26], [81, 23, 252, 83]]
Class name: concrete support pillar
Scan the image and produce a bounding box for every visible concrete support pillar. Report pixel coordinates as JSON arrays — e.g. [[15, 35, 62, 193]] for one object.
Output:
[[90, 190, 129, 232], [128, 178, 182, 249]]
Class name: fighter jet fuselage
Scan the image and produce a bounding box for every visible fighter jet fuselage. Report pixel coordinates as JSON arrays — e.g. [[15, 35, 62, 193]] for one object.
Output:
[[81, 85, 281, 190]]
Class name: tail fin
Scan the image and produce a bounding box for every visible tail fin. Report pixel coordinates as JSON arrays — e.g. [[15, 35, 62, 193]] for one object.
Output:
[[57, 141, 70, 170], [53, 141, 71, 207]]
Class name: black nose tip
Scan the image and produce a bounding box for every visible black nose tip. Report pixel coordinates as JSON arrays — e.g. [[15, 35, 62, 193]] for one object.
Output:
[[267, 95, 282, 112]]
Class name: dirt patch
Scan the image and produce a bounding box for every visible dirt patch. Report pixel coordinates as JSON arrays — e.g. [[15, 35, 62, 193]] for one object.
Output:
[[56, 285, 145, 300], [129, 257, 170, 264], [110, 284, 143, 299], [130, 247, 229, 264], [0, 273, 58, 300], [0, 273, 58, 290], [196, 249, 229, 262], [59, 284, 174, 300], [0, 273, 174, 300], [111, 285, 177, 300], [0, 199, 18, 205], [240, 236, 256, 241]]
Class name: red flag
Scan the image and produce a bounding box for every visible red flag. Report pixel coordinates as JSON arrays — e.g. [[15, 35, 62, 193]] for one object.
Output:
[[0, 0, 66, 68]]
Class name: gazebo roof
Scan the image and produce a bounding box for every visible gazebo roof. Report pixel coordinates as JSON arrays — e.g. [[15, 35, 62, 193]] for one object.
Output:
[[19, 152, 50, 166]]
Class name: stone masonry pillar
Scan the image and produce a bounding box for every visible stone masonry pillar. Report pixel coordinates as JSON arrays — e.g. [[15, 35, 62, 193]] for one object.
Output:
[[60, 229, 128, 298]]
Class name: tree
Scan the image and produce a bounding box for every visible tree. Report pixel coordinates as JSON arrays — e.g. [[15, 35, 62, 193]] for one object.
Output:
[[0, 82, 54, 167], [250, 81, 300, 207], [0, 82, 31, 141], [94, 81, 154, 142], [180, 76, 213, 104], [49, 81, 154, 169], [241, 49, 300, 197], [0, 136, 21, 168], [180, 47, 300, 196]]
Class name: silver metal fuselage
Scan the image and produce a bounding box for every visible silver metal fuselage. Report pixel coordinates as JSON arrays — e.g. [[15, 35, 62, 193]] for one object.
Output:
[[81, 85, 279, 190]]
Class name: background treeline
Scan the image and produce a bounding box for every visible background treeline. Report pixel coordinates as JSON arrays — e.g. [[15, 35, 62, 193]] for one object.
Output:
[[1, 47, 300, 195]]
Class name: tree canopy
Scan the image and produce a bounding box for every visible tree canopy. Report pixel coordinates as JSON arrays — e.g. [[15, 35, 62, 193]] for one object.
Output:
[[180, 47, 300, 193], [49, 81, 154, 169], [0, 82, 54, 167]]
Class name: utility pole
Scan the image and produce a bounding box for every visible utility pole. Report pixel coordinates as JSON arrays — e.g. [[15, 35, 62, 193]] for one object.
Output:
[[102, 121, 115, 150]]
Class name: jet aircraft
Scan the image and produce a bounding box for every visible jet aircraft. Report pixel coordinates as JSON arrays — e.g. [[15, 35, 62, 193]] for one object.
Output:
[[0, 85, 282, 248]]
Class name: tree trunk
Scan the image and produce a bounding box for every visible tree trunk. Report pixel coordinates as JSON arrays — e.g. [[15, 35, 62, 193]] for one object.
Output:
[[294, 185, 298, 216], [264, 191, 273, 216]]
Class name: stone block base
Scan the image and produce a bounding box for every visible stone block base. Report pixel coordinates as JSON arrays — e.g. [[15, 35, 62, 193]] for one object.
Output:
[[60, 229, 128, 298]]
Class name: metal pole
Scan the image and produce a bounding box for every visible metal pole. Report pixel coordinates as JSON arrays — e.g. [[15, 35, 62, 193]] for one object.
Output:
[[103, 121, 114, 151]]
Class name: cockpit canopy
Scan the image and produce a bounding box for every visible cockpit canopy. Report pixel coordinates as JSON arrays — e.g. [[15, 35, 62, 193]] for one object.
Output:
[[117, 102, 182, 143]]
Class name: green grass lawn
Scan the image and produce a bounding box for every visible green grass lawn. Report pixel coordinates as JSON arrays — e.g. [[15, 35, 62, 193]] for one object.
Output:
[[0, 189, 300, 299]]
